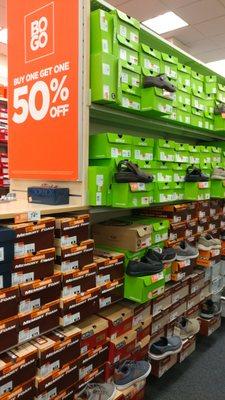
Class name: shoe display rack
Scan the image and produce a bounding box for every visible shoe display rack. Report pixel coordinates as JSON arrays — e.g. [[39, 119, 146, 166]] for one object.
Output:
[[0, 94, 9, 195]]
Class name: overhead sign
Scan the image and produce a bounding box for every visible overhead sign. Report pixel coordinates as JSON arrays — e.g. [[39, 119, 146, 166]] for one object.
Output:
[[8, 0, 80, 180]]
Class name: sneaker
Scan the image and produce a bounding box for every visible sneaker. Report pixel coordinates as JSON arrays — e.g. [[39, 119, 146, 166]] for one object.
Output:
[[115, 160, 154, 183], [114, 360, 151, 390], [126, 259, 163, 277], [148, 336, 182, 360], [175, 241, 199, 261], [176, 317, 200, 339], [144, 248, 176, 264], [76, 383, 116, 400], [185, 166, 210, 182], [200, 299, 221, 320], [143, 74, 176, 93], [211, 168, 225, 180], [198, 234, 221, 251]]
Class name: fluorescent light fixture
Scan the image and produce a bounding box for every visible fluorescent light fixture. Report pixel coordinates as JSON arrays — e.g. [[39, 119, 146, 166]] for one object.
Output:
[[0, 28, 7, 44], [143, 12, 188, 35], [207, 60, 225, 77]]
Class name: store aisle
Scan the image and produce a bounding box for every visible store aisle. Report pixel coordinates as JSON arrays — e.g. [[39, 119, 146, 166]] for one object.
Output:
[[146, 319, 225, 400]]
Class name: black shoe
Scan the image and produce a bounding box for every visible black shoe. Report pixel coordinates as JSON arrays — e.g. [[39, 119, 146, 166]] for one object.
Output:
[[143, 248, 176, 264], [215, 103, 225, 115], [115, 160, 154, 183], [185, 166, 210, 182], [143, 74, 176, 93], [126, 260, 163, 277], [221, 230, 225, 240], [200, 299, 221, 319]]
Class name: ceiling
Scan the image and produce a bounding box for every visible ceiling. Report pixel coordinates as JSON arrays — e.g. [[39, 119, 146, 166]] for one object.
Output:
[[109, 0, 225, 63], [0, 0, 6, 56]]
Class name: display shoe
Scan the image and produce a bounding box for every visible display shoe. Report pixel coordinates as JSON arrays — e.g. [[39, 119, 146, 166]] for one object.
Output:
[[198, 234, 221, 251], [211, 167, 225, 180], [148, 336, 183, 360], [214, 103, 225, 115], [76, 383, 116, 400], [176, 317, 200, 339], [115, 160, 154, 183], [114, 360, 151, 390], [185, 166, 210, 182], [200, 299, 221, 320], [175, 241, 199, 261], [143, 74, 176, 92], [144, 248, 176, 264], [126, 259, 163, 277]]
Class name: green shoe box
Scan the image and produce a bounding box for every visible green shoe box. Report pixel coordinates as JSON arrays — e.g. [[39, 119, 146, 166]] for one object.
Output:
[[210, 146, 222, 163], [211, 181, 225, 198], [132, 137, 154, 162], [199, 146, 211, 164], [89, 133, 133, 159], [191, 90, 205, 111], [205, 75, 217, 94], [173, 163, 186, 182], [120, 92, 141, 111], [214, 115, 225, 131], [174, 143, 189, 163], [216, 84, 225, 104], [124, 272, 165, 303], [154, 139, 176, 162], [174, 182, 185, 201], [164, 265, 172, 283], [191, 108, 204, 128], [184, 181, 211, 201], [111, 182, 154, 208], [176, 87, 191, 106], [118, 61, 141, 99], [140, 44, 161, 75], [91, 9, 113, 54], [111, 9, 140, 45], [143, 161, 174, 183], [175, 103, 191, 125], [113, 34, 139, 65], [191, 71, 204, 93], [141, 86, 174, 116], [96, 244, 146, 267], [189, 145, 201, 164], [88, 166, 110, 206], [177, 63, 191, 87], [132, 216, 169, 244], [163, 107, 177, 121], [200, 162, 212, 177], [161, 53, 178, 80], [91, 53, 117, 104], [154, 182, 176, 203], [205, 93, 215, 113], [204, 111, 214, 130]]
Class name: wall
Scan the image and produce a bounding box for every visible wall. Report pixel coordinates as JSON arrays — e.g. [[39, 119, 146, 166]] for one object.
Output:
[[0, 53, 7, 86]]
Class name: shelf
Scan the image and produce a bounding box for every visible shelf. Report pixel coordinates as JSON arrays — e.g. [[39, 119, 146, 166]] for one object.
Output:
[[90, 104, 225, 142]]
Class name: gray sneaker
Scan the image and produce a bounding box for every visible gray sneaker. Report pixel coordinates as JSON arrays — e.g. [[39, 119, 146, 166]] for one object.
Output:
[[175, 241, 199, 261], [198, 234, 221, 251], [114, 360, 151, 390], [211, 168, 225, 180], [149, 336, 183, 360], [77, 383, 116, 400]]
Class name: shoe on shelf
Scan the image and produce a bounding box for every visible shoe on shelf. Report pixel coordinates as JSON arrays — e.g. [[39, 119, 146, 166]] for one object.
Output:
[[144, 248, 176, 264], [211, 168, 225, 180], [174, 241, 199, 261], [176, 317, 200, 340], [115, 160, 154, 183], [185, 166, 210, 182], [76, 383, 116, 400], [148, 336, 183, 360], [198, 234, 221, 251], [200, 299, 221, 320], [214, 103, 225, 115], [221, 230, 225, 241], [143, 74, 176, 93], [114, 360, 151, 390], [126, 259, 163, 277]]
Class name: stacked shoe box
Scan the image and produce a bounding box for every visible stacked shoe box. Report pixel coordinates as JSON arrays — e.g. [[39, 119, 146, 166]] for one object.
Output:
[[0, 98, 9, 191], [0, 152, 9, 189]]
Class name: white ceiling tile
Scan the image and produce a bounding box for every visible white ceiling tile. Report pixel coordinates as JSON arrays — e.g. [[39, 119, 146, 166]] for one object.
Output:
[[211, 33, 225, 48], [118, 0, 168, 21], [161, 0, 198, 9], [163, 26, 204, 44], [196, 15, 225, 36], [108, 0, 129, 6], [197, 48, 225, 62], [176, 0, 225, 25]]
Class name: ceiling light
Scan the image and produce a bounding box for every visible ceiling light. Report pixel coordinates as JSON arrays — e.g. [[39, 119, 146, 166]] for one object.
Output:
[[207, 60, 225, 77], [0, 29, 7, 44], [143, 12, 188, 35]]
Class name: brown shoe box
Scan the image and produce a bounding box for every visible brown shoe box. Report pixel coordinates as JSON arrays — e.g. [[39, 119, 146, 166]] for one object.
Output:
[[0, 287, 19, 321], [94, 251, 125, 286], [78, 343, 109, 381], [151, 289, 172, 317], [135, 316, 151, 342], [200, 282, 211, 301], [0, 343, 37, 395], [210, 200, 222, 217], [32, 326, 81, 377], [197, 217, 210, 234], [168, 298, 187, 323], [55, 386, 76, 400], [18, 300, 60, 344], [221, 214, 225, 229], [108, 329, 137, 364], [55, 240, 94, 271], [8, 218, 55, 257], [151, 310, 169, 335], [166, 318, 179, 337], [121, 300, 151, 328], [59, 288, 100, 327], [74, 365, 106, 395], [133, 387, 146, 400], [12, 248, 55, 285], [18, 272, 61, 313], [98, 279, 124, 310], [132, 335, 150, 362], [187, 290, 201, 310], [186, 202, 198, 221], [169, 222, 186, 242], [151, 354, 178, 378], [189, 271, 205, 294], [199, 314, 221, 336], [197, 201, 210, 220], [185, 219, 198, 238], [1, 378, 36, 400], [149, 327, 166, 348], [55, 214, 90, 245], [197, 254, 221, 268], [185, 303, 200, 319], [198, 248, 220, 260], [61, 264, 97, 298], [77, 315, 108, 354], [178, 336, 196, 363], [210, 228, 221, 239], [141, 204, 187, 223], [117, 381, 146, 400], [98, 303, 133, 340], [209, 215, 221, 231], [0, 316, 19, 353], [170, 280, 189, 304]]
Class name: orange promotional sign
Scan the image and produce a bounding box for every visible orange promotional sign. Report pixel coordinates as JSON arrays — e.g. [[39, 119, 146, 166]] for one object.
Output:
[[8, 0, 79, 180]]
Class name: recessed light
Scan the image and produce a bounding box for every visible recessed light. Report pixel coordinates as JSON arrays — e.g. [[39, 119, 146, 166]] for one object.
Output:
[[207, 60, 225, 77], [0, 28, 7, 44], [143, 12, 188, 35]]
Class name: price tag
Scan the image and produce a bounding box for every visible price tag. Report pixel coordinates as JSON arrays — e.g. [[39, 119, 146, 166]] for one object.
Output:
[[15, 210, 41, 223]]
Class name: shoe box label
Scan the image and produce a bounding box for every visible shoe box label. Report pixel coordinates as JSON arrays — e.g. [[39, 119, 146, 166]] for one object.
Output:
[[19, 298, 41, 314]]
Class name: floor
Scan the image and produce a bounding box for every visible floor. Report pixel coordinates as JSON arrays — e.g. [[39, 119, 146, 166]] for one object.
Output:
[[145, 319, 225, 400]]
